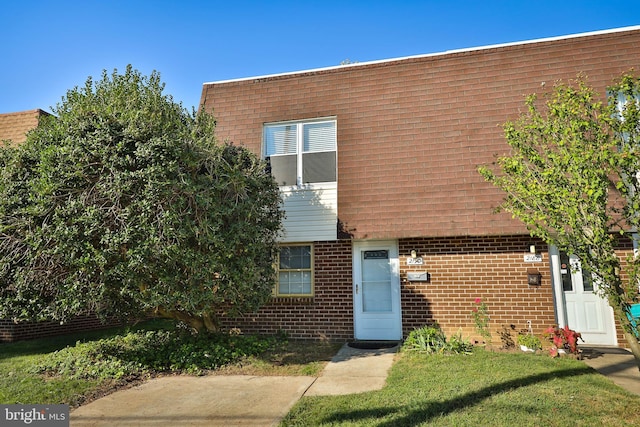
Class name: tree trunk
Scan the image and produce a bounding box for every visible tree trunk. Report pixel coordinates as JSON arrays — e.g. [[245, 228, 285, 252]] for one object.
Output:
[[202, 313, 218, 332], [622, 328, 640, 371], [153, 307, 218, 334], [612, 304, 640, 371]]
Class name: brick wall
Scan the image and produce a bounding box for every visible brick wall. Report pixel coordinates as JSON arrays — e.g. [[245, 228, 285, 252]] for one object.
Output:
[[614, 236, 636, 347], [218, 235, 563, 343], [0, 315, 124, 343], [399, 235, 555, 343], [218, 240, 354, 340], [4, 235, 632, 345], [0, 109, 50, 144], [200, 28, 640, 241]]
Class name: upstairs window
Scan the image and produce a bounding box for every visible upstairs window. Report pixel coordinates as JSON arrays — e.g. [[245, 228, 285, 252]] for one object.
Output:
[[610, 85, 640, 213], [264, 119, 336, 186]]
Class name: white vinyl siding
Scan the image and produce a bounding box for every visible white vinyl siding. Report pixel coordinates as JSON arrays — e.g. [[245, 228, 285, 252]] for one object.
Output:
[[279, 182, 337, 242]]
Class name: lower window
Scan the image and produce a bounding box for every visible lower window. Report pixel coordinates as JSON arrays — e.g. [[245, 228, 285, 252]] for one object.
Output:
[[276, 244, 313, 296]]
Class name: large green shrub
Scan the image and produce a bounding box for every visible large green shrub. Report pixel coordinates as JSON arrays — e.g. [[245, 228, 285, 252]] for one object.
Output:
[[0, 66, 283, 331], [32, 329, 276, 378]]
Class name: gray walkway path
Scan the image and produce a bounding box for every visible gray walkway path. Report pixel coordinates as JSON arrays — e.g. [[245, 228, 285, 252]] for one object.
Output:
[[70, 343, 640, 426], [71, 375, 315, 426], [305, 343, 397, 396], [582, 346, 640, 396], [71, 343, 397, 426]]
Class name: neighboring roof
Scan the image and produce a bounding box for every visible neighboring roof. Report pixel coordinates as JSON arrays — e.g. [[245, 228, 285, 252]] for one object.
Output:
[[203, 25, 640, 86], [0, 109, 50, 145]]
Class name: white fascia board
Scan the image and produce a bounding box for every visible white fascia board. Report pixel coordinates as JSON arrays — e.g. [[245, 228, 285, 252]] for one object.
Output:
[[203, 26, 640, 86]]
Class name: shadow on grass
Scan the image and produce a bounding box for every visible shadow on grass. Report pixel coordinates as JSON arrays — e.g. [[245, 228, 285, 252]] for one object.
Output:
[[322, 366, 593, 426], [0, 320, 168, 360], [0, 331, 113, 360]]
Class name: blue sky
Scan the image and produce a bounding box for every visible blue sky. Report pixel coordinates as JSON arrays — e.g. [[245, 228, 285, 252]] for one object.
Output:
[[1, 1, 638, 114]]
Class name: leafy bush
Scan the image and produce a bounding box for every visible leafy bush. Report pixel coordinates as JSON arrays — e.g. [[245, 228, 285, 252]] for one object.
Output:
[[402, 325, 447, 353], [470, 297, 492, 343], [517, 333, 542, 350], [445, 331, 474, 354], [544, 325, 583, 357], [32, 328, 277, 379], [0, 66, 283, 332], [402, 325, 473, 354]]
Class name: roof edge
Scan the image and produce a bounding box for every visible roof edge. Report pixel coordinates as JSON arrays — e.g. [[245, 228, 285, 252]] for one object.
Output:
[[203, 25, 640, 86], [0, 108, 51, 117]]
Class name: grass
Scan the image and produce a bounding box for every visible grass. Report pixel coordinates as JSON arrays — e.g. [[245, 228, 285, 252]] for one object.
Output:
[[0, 323, 148, 407], [0, 320, 339, 407], [3, 325, 640, 426], [281, 349, 640, 426], [214, 339, 342, 376]]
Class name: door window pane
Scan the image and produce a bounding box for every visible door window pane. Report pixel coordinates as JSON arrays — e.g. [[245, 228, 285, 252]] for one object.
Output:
[[560, 252, 573, 292], [582, 268, 594, 292], [362, 252, 392, 312]]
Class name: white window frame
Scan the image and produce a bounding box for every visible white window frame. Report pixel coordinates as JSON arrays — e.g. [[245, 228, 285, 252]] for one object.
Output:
[[275, 243, 314, 297], [263, 118, 337, 187]]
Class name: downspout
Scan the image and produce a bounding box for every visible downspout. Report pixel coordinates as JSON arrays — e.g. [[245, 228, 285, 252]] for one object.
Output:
[[548, 245, 568, 328]]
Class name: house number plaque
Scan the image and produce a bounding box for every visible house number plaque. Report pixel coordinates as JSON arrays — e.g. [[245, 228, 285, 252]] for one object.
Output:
[[406, 257, 424, 265]]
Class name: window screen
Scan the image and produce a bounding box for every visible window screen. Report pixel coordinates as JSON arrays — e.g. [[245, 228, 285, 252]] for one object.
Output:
[[265, 125, 297, 156], [303, 122, 336, 152], [277, 245, 313, 296], [264, 119, 336, 186]]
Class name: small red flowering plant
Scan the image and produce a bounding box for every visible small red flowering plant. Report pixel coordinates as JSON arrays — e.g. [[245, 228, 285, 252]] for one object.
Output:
[[544, 325, 583, 357]]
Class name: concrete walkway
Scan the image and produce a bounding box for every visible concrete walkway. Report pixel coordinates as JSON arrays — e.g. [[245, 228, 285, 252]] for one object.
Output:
[[70, 343, 398, 426], [582, 346, 640, 396], [305, 342, 398, 396], [71, 375, 315, 426], [70, 343, 640, 426]]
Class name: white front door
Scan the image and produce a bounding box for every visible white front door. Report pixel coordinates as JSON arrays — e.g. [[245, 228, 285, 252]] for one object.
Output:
[[353, 240, 402, 341], [550, 247, 617, 346]]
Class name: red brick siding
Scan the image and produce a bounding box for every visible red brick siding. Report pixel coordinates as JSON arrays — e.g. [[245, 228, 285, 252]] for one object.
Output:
[[614, 237, 636, 347], [200, 29, 640, 240], [218, 240, 354, 340], [218, 235, 567, 343], [399, 235, 556, 342], [203, 29, 640, 346], [0, 109, 49, 145]]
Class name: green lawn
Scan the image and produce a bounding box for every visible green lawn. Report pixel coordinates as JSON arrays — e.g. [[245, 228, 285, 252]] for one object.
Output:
[[0, 321, 339, 407], [0, 325, 140, 406], [3, 326, 640, 426], [281, 350, 640, 426]]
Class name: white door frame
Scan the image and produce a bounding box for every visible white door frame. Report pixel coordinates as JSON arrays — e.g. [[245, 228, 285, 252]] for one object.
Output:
[[352, 240, 402, 341], [549, 245, 617, 346]]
